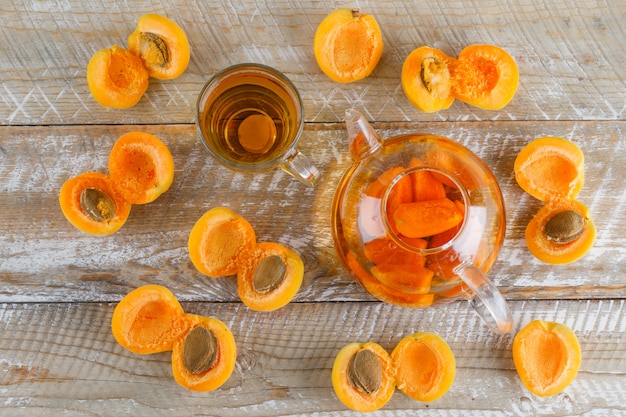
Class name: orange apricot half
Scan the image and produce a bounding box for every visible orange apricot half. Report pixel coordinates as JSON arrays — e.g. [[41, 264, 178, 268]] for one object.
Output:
[[188, 207, 257, 278], [128, 14, 190, 80], [237, 242, 304, 311], [401, 46, 456, 113], [171, 314, 237, 392], [391, 332, 456, 402], [111, 285, 190, 355], [525, 200, 596, 264], [452, 44, 519, 110], [108, 132, 175, 205], [332, 342, 395, 412], [514, 136, 585, 202], [59, 171, 131, 235], [513, 320, 581, 397], [87, 45, 149, 109], [314, 8, 383, 83]]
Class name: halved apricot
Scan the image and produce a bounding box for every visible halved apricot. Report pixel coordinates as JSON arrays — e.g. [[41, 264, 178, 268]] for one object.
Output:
[[525, 200, 596, 264], [332, 342, 395, 412], [451, 44, 519, 110], [128, 14, 190, 80], [111, 285, 190, 354], [188, 207, 257, 278], [393, 198, 464, 239], [513, 320, 581, 397], [171, 314, 237, 392], [401, 46, 456, 113], [391, 332, 456, 402], [87, 45, 150, 109], [314, 8, 383, 83], [108, 132, 175, 205], [370, 263, 433, 294], [345, 251, 435, 308], [514, 136, 585, 202], [237, 242, 304, 311], [59, 172, 131, 235], [364, 237, 426, 267]]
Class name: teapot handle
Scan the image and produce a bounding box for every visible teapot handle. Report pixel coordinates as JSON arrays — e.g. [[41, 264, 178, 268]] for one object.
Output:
[[455, 262, 514, 334]]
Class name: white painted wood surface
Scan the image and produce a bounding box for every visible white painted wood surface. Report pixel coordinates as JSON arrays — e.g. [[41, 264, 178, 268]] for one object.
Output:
[[1, 1, 624, 416]]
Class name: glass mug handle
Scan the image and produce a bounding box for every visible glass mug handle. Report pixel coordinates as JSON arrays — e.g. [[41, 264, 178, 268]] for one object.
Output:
[[454, 261, 514, 334], [280, 148, 321, 187]]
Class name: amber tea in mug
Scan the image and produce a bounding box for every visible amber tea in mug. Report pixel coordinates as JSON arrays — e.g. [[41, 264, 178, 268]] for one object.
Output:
[[196, 64, 320, 186]]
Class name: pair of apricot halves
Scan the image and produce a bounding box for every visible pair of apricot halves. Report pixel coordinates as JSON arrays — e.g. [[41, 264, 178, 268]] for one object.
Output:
[[88, 14, 190, 108], [112, 285, 237, 392], [59, 131, 174, 235]]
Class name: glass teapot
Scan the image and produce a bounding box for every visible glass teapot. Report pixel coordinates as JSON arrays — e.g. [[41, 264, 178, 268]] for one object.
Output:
[[331, 109, 514, 334]]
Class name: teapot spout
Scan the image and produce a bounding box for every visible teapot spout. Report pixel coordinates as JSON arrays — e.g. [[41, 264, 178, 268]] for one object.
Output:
[[345, 109, 383, 161]]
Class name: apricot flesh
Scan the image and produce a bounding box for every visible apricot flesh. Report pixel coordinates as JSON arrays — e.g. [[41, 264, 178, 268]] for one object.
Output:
[[314, 8, 383, 83], [391, 332, 456, 402], [514, 136, 585, 202], [452, 44, 519, 110], [188, 207, 257, 278], [108, 132, 175, 205], [111, 285, 190, 354], [87, 45, 149, 109], [513, 320, 581, 397]]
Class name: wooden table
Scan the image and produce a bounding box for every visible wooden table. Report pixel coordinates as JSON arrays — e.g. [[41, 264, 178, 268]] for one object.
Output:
[[1, 1, 624, 415]]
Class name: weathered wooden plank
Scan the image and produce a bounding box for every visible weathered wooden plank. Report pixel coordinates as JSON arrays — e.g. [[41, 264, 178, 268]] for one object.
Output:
[[0, 300, 623, 416], [1, 121, 624, 303], [1, 0, 624, 125]]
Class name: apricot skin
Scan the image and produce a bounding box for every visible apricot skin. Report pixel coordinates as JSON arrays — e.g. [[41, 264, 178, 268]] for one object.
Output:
[[513, 320, 581, 397], [87, 45, 149, 109]]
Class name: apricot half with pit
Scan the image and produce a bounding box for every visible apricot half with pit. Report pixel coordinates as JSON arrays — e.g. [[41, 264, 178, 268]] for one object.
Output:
[[128, 14, 190, 80], [332, 342, 395, 412], [59, 172, 132, 236]]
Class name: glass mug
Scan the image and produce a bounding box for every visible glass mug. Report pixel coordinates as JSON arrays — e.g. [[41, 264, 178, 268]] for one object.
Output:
[[331, 109, 514, 334], [196, 63, 321, 187]]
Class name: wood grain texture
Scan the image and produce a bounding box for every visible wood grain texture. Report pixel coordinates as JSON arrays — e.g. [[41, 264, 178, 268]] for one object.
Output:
[[0, 300, 623, 417], [1, 0, 625, 415], [1, 122, 624, 303], [1, 0, 624, 125]]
